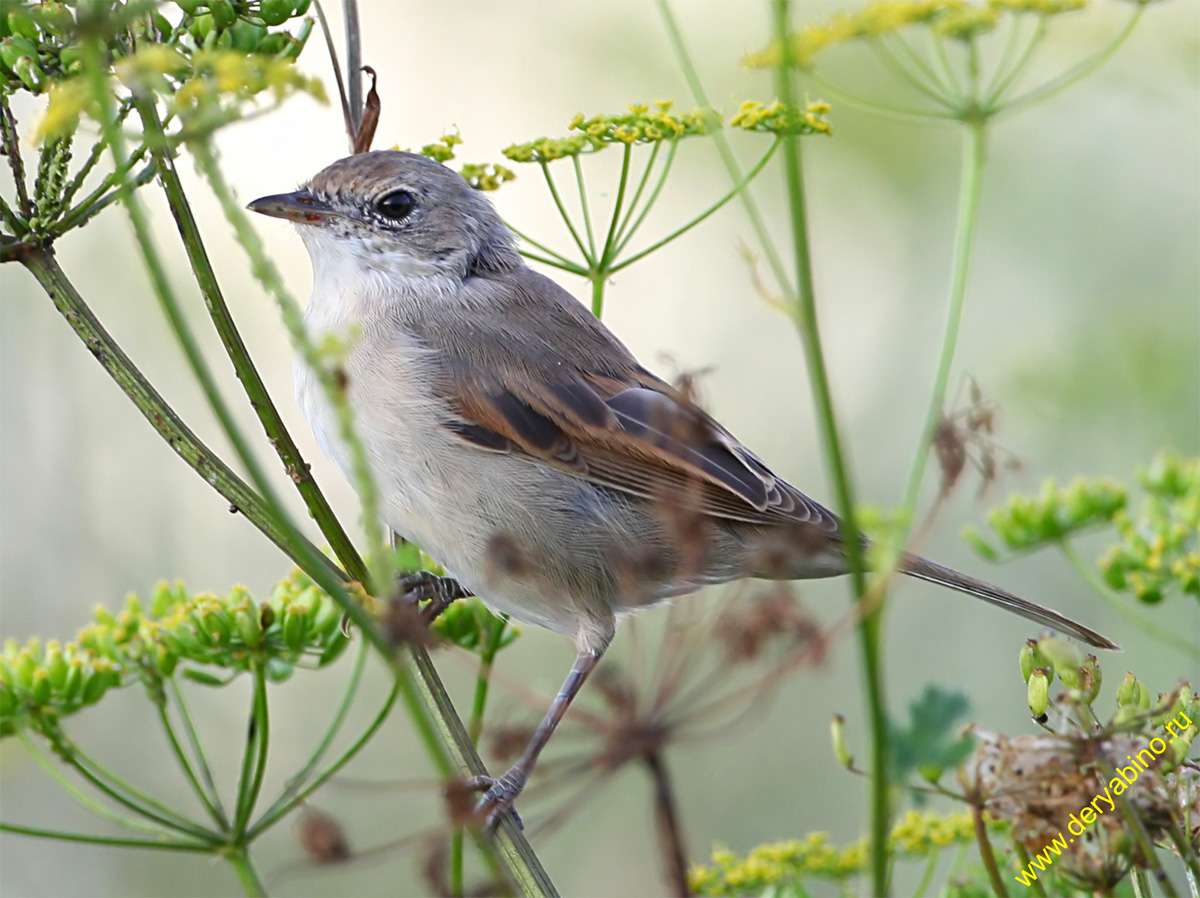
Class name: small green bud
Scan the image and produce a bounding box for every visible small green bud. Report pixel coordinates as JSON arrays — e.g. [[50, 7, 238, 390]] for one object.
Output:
[[282, 604, 310, 651], [7, 13, 40, 43], [1037, 636, 1081, 688], [61, 658, 84, 702], [29, 668, 51, 706], [80, 663, 110, 705], [1165, 738, 1190, 772], [44, 646, 68, 691], [174, 0, 205, 14], [14, 650, 37, 692], [830, 713, 852, 769], [292, 0, 312, 15], [230, 19, 265, 53], [1027, 668, 1050, 719], [1116, 672, 1141, 707], [1019, 639, 1051, 683], [918, 763, 944, 784], [310, 595, 340, 639], [155, 644, 178, 678], [209, 0, 236, 29], [234, 606, 263, 649], [1078, 654, 1102, 704], [1135, 681, 1151, 710], [1112, 704, 1142, 727], [317, 631, 349, 667], [257, 32, 288, 56], [0, 683, 17, 719], [259, 0, 293, 26], [190, 12, 215, 41]]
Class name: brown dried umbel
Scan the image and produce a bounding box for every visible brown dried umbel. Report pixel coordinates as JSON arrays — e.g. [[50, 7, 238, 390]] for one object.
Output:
[[964, 728, 1199, 890]]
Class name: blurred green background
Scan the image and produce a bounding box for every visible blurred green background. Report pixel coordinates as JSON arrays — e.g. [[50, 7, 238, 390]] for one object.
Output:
[[1, 1, 1197, 895]]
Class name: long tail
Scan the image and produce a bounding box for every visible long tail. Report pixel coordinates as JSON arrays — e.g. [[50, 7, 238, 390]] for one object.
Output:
[[900, 553, 1119, 650]]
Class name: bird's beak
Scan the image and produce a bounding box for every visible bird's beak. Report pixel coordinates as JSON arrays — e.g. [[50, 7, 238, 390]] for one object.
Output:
[[246, 190, 336, 224]]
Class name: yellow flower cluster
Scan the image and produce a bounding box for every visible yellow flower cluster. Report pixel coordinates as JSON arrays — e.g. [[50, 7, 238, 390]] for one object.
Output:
[[459, 162, 517, 192], [690, 811, 1004, 895], [744, 0, 1090, 69], [503, 101, 713, 164], [730, 99, 832, 136]]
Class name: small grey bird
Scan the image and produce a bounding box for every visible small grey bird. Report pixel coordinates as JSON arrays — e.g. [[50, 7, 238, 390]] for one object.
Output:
[[249, 150, 1116, 824]]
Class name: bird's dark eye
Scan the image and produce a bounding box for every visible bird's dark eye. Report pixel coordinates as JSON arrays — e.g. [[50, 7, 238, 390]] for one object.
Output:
[[376, 189, 415, 222]]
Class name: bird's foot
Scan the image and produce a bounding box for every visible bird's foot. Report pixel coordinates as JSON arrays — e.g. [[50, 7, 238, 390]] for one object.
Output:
[[464, 767, 527, 832], [396, 571, 471, 624]]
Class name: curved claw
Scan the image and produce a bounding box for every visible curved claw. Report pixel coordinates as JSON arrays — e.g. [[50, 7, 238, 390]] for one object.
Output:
[[465, 769, 527, 831]]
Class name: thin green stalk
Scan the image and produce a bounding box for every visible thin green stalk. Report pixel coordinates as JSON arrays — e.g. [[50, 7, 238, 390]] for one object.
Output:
[[929, 33, 968, 106], [1098, 760, 1178, 898], [609, 140, 781, 274], [186, 140, 394, 596], [18, 733, 172, 837], [897, 120, 987, 529], [518, 249, 589, 274], [590, 273, 606, 318], [0, 822, 212, 852], [1012, 844, 1048, 898], [997, 7, 1142, 116], [452, 617, 510, 895], [599, 144, 633, 267], [247, 668, 399, 838], [233, 663, 271, 839], [771, 5, 884, 895], [982, 15, 1029, 107], [656, 0, 793, 295], [43, 728, 219, 843], [1059, 539, 1199, 657], [611, 140, 662, 248], [155, 693, 229, 830], [49, 162, 157, 236], [1132, 868, 1152, 898], [136, 98, 368, 585], [612, 139, 678, 257], [506, 221, 588, 272], [872, 37, 957, 108], [983, 17, 1047, 109], [801, 67, 957, 122], [971, 802, 1009, 898], [225, 846, 267, 898], [572, 154, 598, 260], [253, 638, 370, 826], [540, 161, 592, 264], [167, 677, 229, 827], [1165, 821, 1200, 888], [913, 849, 941, 898]]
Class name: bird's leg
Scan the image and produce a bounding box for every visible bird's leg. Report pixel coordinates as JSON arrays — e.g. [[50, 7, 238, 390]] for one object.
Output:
[[467, 648, 603, 829], [397, 570, 472, 623]]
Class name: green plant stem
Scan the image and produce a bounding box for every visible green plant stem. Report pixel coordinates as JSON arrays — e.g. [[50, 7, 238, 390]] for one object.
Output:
[[233, 663, 271, 839], [983, 17, 1047, 109], [541, 161, 591, 264], [155, 691, 229, 831], [972, 803, 1009, 898], [872, 37, 956, 108], [609, 140, 781, 274], [656, 0, 793, 296], [612, 140, 678, 257], [599, 144, 633, 267], [135, 98, 367, 585], [590, 274, 606, 318], [225, 845, 267, 898], [506, 221, 589, 273], [998, 7, 1143, 117], [18, 733, 172, 837], [930, 33, 967, 106], [913, 849, 941, 898], [611, 140, 662, 248], [1012, 844, 1048, 898], [572, 155, 598, 260], [1132, 868, 1152, 898], [1058, 540, 1199, 657], [0, 822, 213, 852], [167, 677, 229, 827], [771, 4, 883, 895], [800, 67, 956, 122], [247, 666, 400, 838], [898, 119, 987, 527], [451, 617, 510, 896], [1098, 760, 1178, 898]]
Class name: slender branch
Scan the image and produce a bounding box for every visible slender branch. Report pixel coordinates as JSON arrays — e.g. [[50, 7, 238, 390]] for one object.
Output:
[[611, 140, 662, 249], [343, 0, 363, 136], [983, 16, 1047, 109], [136, 98, 367, 584], [872, 37, 956, 109], [772, 4, 884, 895], [233, 662, 271, 839], [612, 139, 679, 258], [645, 752, 690, 897], [540, 161, 592, 265], [506, 220, 587, 272], [610, 139, 781, 274], [0, 822, 212, 852], [166, 677, 228, 827], [898, 121, 987, 532], [971, 802, 1009, 898], [572, 155, 598, 260], [225, 846, 267, 898], [801, 67, 957, 122], [997, 7, 1143, 117], [155, 692, 229, 830], [599, 144, 633, 267]]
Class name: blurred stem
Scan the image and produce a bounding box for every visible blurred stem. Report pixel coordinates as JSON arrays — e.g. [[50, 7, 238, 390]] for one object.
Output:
[[971, 802, 1009, 898], [1132, 868, 1152, 898], [997, 7, 1143, 117], [233, 662, 271, 839], [1058, 539, 1199, 657], [983, 17, 1047, 109], [1012, 844, 1047, 898], [657, 0, 794, 297], [1098, 759, 1178, 898], [914, 849, 941, 898], [771, 4, 883, 896], [801, 66, 956, 122], [451, 615, 509, 895], [0, 822, 211, 852], [225, 846, 267, 898], [898, 120, 986, 531], [873, 37, 955, 108], [645, 752, 690, 898], [135, 98, 368, 586], [154, 687, 229, 831]]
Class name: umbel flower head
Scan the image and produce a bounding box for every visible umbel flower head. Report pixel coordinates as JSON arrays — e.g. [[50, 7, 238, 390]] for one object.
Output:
[[0, 571, 355, 738]]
